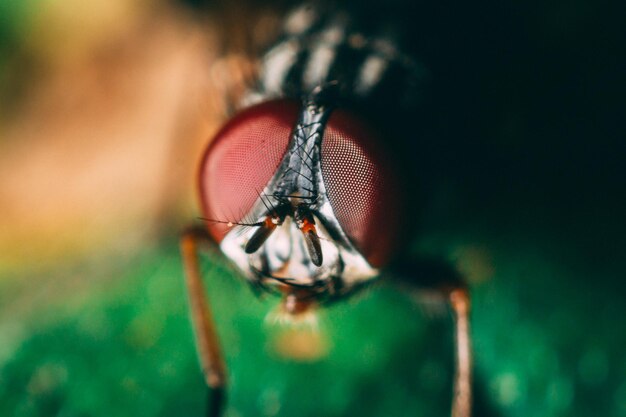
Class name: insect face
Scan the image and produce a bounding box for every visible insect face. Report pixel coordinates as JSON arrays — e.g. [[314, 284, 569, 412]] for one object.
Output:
[[199, 91, 403, 307]]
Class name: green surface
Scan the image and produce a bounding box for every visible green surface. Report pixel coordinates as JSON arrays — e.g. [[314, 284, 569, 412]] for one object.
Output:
[[0, 245, 452, 417], [1, 233, 624, 417]]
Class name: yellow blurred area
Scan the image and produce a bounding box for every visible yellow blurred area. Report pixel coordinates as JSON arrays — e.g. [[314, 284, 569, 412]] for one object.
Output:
[[24, 0, 149, 67], [0, 0, 255, 273]]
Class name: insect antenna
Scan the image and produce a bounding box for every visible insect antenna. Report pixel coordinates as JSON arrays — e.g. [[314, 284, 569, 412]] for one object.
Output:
[[234, 207, 262, 238], [197, 217, 263, 228]]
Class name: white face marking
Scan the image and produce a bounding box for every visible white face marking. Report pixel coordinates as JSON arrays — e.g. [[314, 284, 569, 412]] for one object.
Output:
[[262, 40, 300, 95], [355, 54, 389, 95], [284, 4, 318, 35], [265, 219, 315, 283], [220, 204, 377, 290], [265, 222, 315, 284]]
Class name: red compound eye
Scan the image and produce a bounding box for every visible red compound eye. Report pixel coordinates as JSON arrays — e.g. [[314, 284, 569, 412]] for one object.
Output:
[[199, 99, 300, 243], [321, 109, 403, 267]]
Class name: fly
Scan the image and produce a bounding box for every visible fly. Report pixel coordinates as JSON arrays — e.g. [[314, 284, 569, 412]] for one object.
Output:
[[181, 2, 472, 417]]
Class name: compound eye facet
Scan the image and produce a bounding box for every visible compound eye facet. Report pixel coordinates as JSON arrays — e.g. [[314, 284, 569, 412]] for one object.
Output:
[[321, 109, 403, 267], [199, 99, 300, 242]]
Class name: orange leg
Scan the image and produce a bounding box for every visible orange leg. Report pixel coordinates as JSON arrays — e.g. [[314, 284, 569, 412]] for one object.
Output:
[[180, 227, 227, 417], [449, 288, 472, 417], [389, 260, 473, 417]]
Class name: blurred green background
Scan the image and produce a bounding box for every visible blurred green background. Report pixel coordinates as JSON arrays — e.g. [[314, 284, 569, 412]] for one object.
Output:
[[0, 0, 624, 416]]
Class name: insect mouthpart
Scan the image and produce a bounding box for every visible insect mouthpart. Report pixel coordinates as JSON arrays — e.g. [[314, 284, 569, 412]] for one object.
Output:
[[264, 290, 321, 331], [280, 288, 318, 314]]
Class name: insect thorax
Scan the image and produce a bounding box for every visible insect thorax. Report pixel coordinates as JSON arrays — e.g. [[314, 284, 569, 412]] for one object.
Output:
[[243, 3, 425, 112]]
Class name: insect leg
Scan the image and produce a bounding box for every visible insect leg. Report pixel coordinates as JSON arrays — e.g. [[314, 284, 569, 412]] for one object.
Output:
[[449, 287, 472, 417], [388, 260, 472, 417], [180, 226, 227, 417]]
